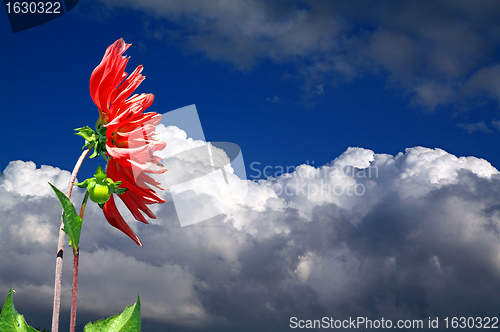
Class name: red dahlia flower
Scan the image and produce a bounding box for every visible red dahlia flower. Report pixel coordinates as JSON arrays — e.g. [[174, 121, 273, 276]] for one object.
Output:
[[90, 38, 167, 246]]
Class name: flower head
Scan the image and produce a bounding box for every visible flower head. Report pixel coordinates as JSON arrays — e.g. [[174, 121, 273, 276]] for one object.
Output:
[[90, 39, 167, 246]]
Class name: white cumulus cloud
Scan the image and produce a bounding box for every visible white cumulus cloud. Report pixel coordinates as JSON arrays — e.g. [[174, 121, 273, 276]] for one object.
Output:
[[1, 125, 499, 331]]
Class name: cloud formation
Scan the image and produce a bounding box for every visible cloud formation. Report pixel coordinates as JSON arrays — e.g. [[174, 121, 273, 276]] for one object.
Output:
[[457, 121, 493, 134], [99, 0, 500, 109], [1, 125, 499, 331]]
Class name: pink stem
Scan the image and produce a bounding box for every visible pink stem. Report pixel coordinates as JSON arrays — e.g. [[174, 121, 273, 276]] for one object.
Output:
[[69, 190, 89, 332], [51, 149, 89, 332], [69, 250, 79, 332]]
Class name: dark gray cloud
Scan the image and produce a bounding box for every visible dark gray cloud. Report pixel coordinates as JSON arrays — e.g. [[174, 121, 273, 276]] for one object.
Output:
[[1, 126, 499, 331], [98, 0, 500, 109]]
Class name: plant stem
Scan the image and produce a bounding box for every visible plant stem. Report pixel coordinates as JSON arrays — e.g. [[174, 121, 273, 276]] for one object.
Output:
[[69, 191, 89, 332], [51, 149, 89, 332], [69, 250, 79, 332]]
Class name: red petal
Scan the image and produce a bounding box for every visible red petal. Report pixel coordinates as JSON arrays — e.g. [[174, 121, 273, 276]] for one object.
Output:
[[110, 65, 146, 111], [106, 143, 156, 163], [107, 160, 166, 202], [90, 39, 131, 115], [103, 195, 143, 246], [118, 191, 150, 224]]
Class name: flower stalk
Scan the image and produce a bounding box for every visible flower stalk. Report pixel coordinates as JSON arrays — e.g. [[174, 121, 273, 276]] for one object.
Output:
[[51, 148, 90, 332], [69, 251, 79, 332], [69, 190, 89, 332]]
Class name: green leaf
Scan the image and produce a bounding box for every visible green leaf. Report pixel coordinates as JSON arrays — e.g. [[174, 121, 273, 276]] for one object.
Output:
[[84, 295, 141, 332], [0, 289, 39, 332], [49, 183, 83, 253]]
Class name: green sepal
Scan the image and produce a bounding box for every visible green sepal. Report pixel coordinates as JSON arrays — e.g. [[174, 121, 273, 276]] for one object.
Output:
[[75, 126, 96, 142], [115, 187, 128, 195], [106, 178, 118, 185], [108, 180, 128, 195], [75, 125, 107, 159], [83, 294, 141, 332], [95, 165, 106, 182], [96, 123, 109, 160], [74, 178, 92, 188], [96, 123, 107, 137], [89, 143, 99, 159], [49, 183, 82, 253], [98, 203, 105, 209], [0, 289, 39, 332]]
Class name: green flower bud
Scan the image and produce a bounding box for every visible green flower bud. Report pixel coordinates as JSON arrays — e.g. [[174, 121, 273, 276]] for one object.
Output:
[[74, 165, 128, 206], [88, 181, 112, 204]]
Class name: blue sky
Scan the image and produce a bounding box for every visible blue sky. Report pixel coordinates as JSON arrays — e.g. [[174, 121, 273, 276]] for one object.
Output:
[[1, 1, 500, 331], [1, 0, 499, 178]]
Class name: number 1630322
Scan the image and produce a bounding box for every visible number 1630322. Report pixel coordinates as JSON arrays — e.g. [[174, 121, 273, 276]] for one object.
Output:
[[5, 2, 62, 14]]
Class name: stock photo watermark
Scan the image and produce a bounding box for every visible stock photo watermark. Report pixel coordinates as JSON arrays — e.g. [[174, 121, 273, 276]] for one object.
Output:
[[248, 161, 379, 198], [249, 160, 379, 180]]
